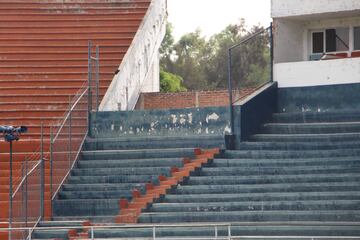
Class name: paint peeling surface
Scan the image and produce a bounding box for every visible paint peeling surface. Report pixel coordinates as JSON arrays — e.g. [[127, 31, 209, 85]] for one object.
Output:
[[90, 106, 231, 138]]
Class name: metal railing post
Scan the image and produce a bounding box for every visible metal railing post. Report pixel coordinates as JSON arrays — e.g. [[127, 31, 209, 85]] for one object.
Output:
[[40, 122, 44, 219], [227, 48, 235, 135], [95, 45, 100, 112], [25, 158, 28, 227], [269, 22, 274, 83], [8, 140, 13, 240], [88, 40, 93, 134], [68, 96, 72, 168], [152, 226, 156, 240], [21, 162, 24, 225], [90, 226, 94, 240], [215, 226, 218, 239], [49, 126, 53, 219], [227, 225, 231, 240]]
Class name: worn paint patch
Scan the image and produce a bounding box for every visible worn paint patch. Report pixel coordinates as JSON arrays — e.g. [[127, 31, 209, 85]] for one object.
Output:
[[206, 113, 220, 123], [171, 114, 178, 124]]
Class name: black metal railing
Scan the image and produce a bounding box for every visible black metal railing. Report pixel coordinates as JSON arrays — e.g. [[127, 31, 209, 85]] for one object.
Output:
[[227, 23, 273, 134]]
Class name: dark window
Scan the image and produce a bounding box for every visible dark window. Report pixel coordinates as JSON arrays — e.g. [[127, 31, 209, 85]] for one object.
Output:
[[355, 27, 360, 50], [326, 29, 337, 52], [312, 32, 324, 53]]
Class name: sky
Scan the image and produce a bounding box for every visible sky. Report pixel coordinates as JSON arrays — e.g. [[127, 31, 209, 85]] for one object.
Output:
[[167, 0, 272, 40]]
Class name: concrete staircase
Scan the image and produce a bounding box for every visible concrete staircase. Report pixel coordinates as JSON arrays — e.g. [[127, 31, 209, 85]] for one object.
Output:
[[0, 0, 151, 221], [31, 135, 223, 239], [92, 110, 360, 238]]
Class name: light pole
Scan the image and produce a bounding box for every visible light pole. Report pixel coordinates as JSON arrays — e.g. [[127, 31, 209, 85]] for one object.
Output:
[[0, 125, 28, 240]]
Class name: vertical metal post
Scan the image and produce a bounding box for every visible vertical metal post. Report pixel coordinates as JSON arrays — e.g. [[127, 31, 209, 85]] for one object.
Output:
[[214, 226, 218, 239], [227, 48, 235, 135], [95, 45, 100, 112], [227, 225, 231, 240], [9, 140, 13, 240], [40, 122, 44, 219], [25, 158, 28, 227], [269, 22, 274, 83], [90, 226, 94, 240], [88, 40, 93, 134], [49, 126, 53, 219], [68, 96, 72, 168], [21, 162, 24, 225], [152, 226, 156, 240]]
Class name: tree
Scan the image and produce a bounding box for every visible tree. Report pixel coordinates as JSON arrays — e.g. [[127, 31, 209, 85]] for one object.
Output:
[[160, 69, 186, 92], [158, 20, 271, 92]]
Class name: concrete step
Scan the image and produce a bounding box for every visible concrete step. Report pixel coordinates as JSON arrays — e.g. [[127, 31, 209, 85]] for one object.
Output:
[[67, 174, 160, 185], [62, 183, 146, 192], [58, 190, 134, 200], [53, 199, 119, 216], [80, 148, 196, 161], [71, 167, 172, 176], [212, 156, 360, 168], [222, 149, 360, 159], [186, 173, 360, 185], [148, 200, 360, 213], [272, 111, 360, 123], [262, 122, 360, 134], [171, 182, 360, 195], [138, 210, 360, 223], [84, 135, 224, 150], [238, 140, 360, 150], [251, 132, 360, 142], [196, 165, 360, 176], [163, 191, 360, 203], [77, 158, 185, 168]]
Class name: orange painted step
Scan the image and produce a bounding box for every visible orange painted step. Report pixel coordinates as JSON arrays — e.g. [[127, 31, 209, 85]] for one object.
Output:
[[0, 45, 128, 52], [0, 87, 108, 95], [0, 2, 150, 8], [0, 117, 86, 125], [0, 51, 125, 60], [0, 109, 87, 118], [0, 8, 150, 15], [0, 32, 136, 40], [0, 72, 114, 80], [0, 38, 132, 46], [0, 79, 111, 87], [0, 12, 147, 21], [0, 65, 118, 73]]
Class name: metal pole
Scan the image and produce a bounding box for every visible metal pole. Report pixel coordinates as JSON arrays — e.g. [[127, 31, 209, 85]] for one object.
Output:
[[49, 126, 53, 219], [88, 40, 93, 134], [21, 162, 24, 225], [40, 122, 44, 219], [96, 45, 100, 112], [152, 226, 156, 240], [227, 225, 231, 240], [91, 226, 94, 240], [269, 22, 274, 83], [227, 48, 235, 135], [69, 102, 72, 168], [25, 158, 28, 227], [9, 140, 13, 240], [215, 226, 218, 239]]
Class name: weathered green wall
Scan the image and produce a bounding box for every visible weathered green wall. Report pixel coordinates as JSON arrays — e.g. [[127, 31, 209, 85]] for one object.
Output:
[[90, 106, 232, 138], [278, 83, 360, 113]]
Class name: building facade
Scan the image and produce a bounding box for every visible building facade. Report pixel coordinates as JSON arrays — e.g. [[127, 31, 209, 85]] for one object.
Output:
[[272, 0, 360, 88]]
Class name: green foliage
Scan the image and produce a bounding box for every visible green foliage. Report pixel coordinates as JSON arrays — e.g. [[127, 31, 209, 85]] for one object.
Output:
[[160, 69, 187, 93], [159, 20, 271, 92]]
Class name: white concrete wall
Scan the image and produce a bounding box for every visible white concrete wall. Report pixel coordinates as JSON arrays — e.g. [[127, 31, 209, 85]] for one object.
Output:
[[272, 0, 360, 18], [274, 58, 360, 88], [99, 0, 166, 111], [274, 19, 306, 63]]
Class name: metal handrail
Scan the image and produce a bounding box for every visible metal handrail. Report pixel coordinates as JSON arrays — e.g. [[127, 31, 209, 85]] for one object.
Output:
[[12, 160, 41, 198], [1, 222, 360, 240], [52, 84, 88, 142], [227, 23, 273, 135]]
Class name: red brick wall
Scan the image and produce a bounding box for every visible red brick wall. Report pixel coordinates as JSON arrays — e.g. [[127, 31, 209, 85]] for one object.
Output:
[[135, 89, 255, 110]]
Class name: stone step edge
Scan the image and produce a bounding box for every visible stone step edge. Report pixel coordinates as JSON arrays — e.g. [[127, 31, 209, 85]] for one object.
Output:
[[114, 148, 220, 224]]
